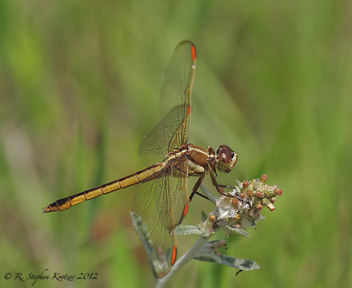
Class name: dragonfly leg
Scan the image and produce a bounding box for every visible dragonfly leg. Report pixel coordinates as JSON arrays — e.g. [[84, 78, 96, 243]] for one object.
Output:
[[209, 171, 236, 198], [193, 191, 212, 202], [218, 184, 237, 189], [209, 171, 224, 193], [189, 176, 205, 201]]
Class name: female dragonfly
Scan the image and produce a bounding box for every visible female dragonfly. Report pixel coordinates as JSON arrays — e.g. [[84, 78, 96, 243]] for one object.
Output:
[[44, 41, 237, 277]]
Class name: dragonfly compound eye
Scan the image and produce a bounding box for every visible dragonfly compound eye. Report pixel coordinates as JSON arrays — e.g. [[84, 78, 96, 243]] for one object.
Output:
[[216, 145, 237, 173]]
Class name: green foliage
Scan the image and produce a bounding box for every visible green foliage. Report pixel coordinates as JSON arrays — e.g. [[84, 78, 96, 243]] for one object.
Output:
[[1, 0, 351, 287]]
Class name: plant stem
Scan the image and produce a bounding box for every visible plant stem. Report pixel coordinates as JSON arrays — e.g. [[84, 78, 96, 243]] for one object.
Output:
[[155, 236, 209, 288]]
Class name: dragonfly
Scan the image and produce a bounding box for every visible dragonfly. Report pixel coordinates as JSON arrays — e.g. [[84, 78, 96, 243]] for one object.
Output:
[[43, 41, 237, 277]]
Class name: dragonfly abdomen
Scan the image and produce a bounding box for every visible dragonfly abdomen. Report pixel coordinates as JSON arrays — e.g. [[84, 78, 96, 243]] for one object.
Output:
[[43, 163, 165, 213]]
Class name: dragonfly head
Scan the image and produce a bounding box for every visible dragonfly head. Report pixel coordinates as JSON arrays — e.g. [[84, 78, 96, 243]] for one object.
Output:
[[215, 145, 237, 173]]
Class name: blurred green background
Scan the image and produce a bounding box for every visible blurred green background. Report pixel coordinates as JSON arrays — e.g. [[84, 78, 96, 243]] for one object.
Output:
[[1, 0, 351, 287]]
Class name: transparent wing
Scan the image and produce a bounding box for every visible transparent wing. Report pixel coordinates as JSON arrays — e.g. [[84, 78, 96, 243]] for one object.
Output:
[[132, 157, 189, 277], [138, 41, 197, 166]]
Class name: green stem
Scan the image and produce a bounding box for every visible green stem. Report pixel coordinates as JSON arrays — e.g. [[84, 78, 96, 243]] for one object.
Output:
[[155, 236, 209, 288]]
